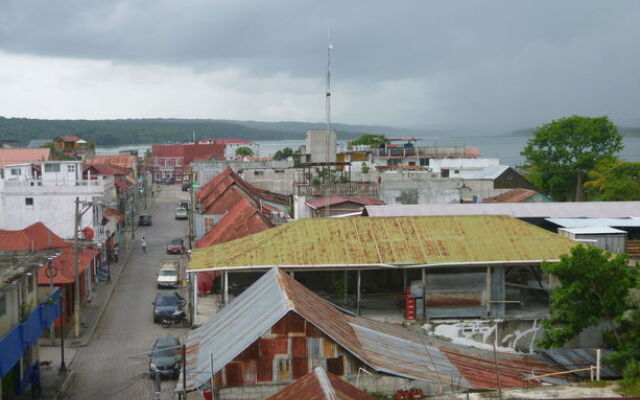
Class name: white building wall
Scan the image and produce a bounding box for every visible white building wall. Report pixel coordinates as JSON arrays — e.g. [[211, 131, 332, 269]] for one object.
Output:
[[429, 158, 500, 177], [305, 130, 336, 163], [379, 172, 462, 205], [224, 143, 259, 160], [1, 161, 114, 239]]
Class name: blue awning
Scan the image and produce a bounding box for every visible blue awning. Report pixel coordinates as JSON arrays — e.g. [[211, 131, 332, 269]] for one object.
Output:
[[0, 288, 61, 377]]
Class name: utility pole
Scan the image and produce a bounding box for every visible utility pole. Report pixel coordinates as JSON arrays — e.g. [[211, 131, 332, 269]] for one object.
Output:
[[73, 197, 81, 338], [188, 172, 196, 249]]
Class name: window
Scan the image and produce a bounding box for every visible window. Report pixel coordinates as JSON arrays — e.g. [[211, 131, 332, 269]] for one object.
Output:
[[44, 164, 61, 173], [165, 160, 171, 167], [408, 161, 416, 166], [254, 170, 264, 176], [274, 169, 285, 174], [387, 159, 401, 166], [25, 197, 34, 206], [420, 158, 430, 166], [507, 174, 514, 180], [175, 159, 181, 166], [454, 169, 460, 174], [27, 274, 35, 291], [10, 168, 21, 176], [440, 169, 450, 178], [67, 164, 76, 173]]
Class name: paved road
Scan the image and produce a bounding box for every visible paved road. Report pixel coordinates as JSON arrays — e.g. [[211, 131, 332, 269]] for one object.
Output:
[[63, 185, 191, 400]]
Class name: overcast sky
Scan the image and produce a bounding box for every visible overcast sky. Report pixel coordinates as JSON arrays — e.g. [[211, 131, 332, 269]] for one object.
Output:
[[0, 0, 638, 132]]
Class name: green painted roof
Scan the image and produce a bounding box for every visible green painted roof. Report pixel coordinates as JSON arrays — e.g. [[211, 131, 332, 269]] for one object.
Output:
[[189, 215, 579, 271]]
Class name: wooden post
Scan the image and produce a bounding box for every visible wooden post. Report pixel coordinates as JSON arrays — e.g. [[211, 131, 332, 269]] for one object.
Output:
[[422, 268, 427, 321], [356, 270, 361, 315], [191, 272, 198, 324]]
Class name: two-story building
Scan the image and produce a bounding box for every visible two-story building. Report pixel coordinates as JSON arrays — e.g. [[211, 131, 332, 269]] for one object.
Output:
[[151, 143, 224, 183], [0, 250, 61, 397]]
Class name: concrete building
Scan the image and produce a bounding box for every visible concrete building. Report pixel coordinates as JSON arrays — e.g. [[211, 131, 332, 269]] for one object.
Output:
[[191, 159, 294, 194], [151, 143, 225, 183], [428, 158, 500, 178], [0, 160, 114, 241], [0, 250, 61, 397], [303, 130, 336, 163], [0, 148, 50, 168], [379, 171, 462, 205]]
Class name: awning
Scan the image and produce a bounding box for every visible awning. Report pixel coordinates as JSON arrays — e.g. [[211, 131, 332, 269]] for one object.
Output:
[[37, 248, 99, 285]]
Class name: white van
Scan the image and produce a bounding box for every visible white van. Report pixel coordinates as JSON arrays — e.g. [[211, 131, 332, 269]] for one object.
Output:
[[157, 261, 180, 288]]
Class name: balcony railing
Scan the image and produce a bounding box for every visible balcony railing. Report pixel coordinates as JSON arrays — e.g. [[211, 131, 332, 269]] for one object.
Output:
[[294, 181, 379, 198], [374, 146, 477, 159], [4, 176, 112, 188]]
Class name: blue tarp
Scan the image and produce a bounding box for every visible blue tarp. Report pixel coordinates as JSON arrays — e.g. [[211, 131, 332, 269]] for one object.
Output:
[[0, 289, 61, 377]]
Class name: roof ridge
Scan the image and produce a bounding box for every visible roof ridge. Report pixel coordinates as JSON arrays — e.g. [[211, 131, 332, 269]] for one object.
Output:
[[314, 367, 337, 400]]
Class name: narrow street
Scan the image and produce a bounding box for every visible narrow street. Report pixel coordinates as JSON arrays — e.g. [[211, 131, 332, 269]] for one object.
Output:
[[62, 185, 191, 400]]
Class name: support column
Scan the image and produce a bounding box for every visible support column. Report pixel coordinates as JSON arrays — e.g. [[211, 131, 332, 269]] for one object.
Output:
[[223, 271, 229, 305], [422, 268, 427, 321], [343, 270, 348, 305], [485, 266, 492, 317], [192, 272, 198, 323], [356, 270, 361, 315], [403, 269, 407, 292]]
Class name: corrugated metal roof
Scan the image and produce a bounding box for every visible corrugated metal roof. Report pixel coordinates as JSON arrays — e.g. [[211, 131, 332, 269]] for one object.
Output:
[[559, 227, 627, 235], [180, 268, 568, 392], [189, 215, 578, 271], [0, 148, 50, 167], [306, 196, 385, 210], [364, 202, 640, 218], [482, 189, 543, 203], [266, 367, 377, 400], [547, 217, 640, 228], [195, 197, 273, 248], [540, 349, 620, 379], [468, 165, 509, 180]]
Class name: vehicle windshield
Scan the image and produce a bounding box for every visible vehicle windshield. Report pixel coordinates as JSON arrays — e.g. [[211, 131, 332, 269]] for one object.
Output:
[[153, 339, 180, 357], [156, 295, 178, 306], [159, 270, 177, 276], [176, 207, 185, 212], [169, 239, 183, 245]]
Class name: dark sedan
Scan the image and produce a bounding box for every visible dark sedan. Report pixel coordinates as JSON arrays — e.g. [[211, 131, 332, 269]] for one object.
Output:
[[149, 337, 182, 379], [166, 238, 185, 255], [152, 291, 185, 323], [139, 213, 152, 226]]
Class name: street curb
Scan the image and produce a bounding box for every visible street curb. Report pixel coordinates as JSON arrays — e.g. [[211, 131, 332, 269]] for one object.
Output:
[[68, 198, 158, 348], [52, 369, 75, 400]]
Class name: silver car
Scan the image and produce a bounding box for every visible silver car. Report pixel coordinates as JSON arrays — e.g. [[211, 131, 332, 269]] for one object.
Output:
[[174, 207, 188, 220]]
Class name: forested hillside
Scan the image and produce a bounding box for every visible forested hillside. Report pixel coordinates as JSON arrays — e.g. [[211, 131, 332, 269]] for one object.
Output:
[[0, 117, 363, 146]]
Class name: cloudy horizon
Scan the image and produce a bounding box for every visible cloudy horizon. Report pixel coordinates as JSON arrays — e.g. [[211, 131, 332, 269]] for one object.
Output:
[[0, 0, 638, 132]]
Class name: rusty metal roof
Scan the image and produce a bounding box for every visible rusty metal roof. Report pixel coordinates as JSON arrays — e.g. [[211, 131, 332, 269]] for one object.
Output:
[[189, 215, 578, 271], [179, 268, 568, 392], [364, 202, 640, 218], [266, 367, 377, 400]]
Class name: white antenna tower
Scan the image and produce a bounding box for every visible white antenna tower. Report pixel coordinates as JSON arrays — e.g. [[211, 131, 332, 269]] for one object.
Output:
[[326, 29, 333, 131]]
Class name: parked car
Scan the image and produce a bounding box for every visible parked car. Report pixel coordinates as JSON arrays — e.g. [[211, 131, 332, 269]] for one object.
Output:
[[152, 291, 185, 323], [149, 337, 182, 379], [174, 207, 188, 220], [181, 182, 191, 191], [157, 261, 180, 288], [161, 177, 174, 185], [179, 200, 190, 210], [166, 238, 185, 255], [139, 213, 152, 226]]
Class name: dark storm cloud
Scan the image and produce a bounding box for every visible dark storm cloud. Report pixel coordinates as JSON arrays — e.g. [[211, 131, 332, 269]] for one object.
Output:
[[0, 0, 638, 128]]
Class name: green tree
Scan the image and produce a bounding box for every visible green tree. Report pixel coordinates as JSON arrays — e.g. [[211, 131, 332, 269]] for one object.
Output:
[[351, 134, 387, 147], [235, 146, 254, 157], [521, 115, 623, 201], [273, 147, 294, 160], [584, 157, 640, 201], [538, 245, 638, 349]]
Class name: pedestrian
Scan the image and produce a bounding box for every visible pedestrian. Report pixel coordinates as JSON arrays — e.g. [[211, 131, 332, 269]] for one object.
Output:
[[30, 361, 41, 399], [141, 236, 147, 253], [113, 243, 119, 263]]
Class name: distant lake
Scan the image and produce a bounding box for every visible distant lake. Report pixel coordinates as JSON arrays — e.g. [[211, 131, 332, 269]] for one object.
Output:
[[97, 135, 640, 165]]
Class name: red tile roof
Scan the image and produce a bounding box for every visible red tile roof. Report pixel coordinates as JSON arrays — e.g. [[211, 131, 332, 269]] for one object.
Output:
[[195, 197, 273, 248], [306, 196, 385, 210], [0, 148, 50, 168], [83, 163, 132, 176], [0, 223, 70, 250], [197, 168, 289, 215], [152, 143, 225, 162], [86, 155, 137, 169], [266, 368, 376, 400], [38, 248, 99, 284], [482, 188, 543, 203]]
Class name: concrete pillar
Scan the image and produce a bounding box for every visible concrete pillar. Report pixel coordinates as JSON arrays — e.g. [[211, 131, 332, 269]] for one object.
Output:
[[192, 272, 198, 321], [223, 271, 229, 305], [485, 266, 492, 317]]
